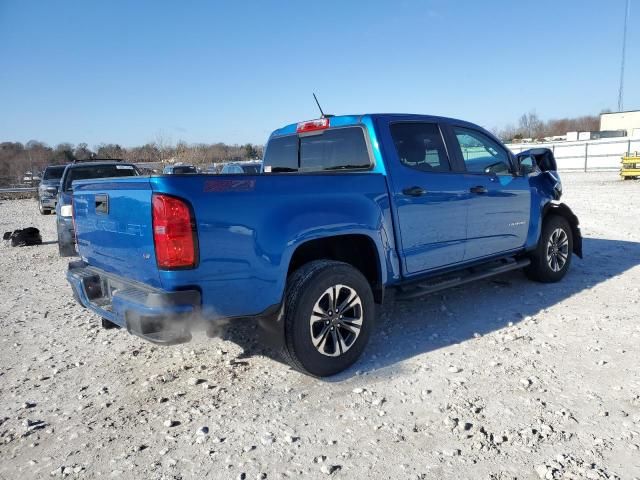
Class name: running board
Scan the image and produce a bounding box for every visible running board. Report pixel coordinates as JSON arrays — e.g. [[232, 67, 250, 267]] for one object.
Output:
[[395, 258, 530, 301]]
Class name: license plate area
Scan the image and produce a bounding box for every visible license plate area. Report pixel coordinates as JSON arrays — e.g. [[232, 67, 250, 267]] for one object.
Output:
[[83, 274, 127, 308]]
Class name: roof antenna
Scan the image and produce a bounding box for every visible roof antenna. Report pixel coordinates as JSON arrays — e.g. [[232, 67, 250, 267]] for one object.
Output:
[[313, 93, 332, 118]]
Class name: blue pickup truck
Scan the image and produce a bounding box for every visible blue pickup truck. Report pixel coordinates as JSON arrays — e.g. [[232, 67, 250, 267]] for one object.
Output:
[[67, 114, 582, 376]]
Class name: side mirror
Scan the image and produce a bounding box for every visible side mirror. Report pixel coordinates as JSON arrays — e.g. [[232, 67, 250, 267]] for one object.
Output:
[[516, 154, 536, 176], [516, 148, 557, 174]]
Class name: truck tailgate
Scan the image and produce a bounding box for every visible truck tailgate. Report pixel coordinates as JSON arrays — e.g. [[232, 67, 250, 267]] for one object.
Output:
[[73, 177, 161, 288]]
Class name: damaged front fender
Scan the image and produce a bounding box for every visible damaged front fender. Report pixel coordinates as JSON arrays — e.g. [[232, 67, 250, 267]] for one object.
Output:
[[544, 202, 583, 258]]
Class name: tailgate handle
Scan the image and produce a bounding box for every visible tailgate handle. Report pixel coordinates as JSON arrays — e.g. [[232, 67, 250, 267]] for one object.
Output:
[[95, 194, 109, 214]]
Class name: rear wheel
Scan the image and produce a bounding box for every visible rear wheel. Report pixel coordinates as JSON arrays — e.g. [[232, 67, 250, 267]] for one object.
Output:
[[524, 215, 573, 283], [282, 260, 375, 377]]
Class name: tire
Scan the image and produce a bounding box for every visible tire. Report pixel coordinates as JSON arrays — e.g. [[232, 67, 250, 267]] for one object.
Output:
[[58, 241, 75, 257], [39, 203, 50, 215], [281, 260, 375, 377], [57, 222, 76, 257], [58, 228, 76, 257], [101, 318, 119, 329], [524, 214, 573, 283]]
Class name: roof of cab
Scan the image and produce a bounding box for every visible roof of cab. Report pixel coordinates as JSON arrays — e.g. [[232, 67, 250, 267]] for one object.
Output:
[[65, 161, 135, 169], [269, 113, 481, 137]]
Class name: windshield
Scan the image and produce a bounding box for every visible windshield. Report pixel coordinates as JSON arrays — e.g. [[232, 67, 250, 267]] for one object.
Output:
[[64, 164, 138, 191], [43, 165, 66, 180]]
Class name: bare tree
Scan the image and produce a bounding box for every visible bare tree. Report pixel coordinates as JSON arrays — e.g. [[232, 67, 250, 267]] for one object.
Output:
[[74, 143, 93, 161], [518, 111, 544, 139], [127, 143, 161, 163], [1, 136, 267, 184], [493, 123, 519, 142], [154, 131, 172, 162], [498, 111, 601, 142], [95, 143, 124, 159]]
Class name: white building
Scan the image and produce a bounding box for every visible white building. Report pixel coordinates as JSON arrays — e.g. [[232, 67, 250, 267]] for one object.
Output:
[[600, 110, 640, 137]]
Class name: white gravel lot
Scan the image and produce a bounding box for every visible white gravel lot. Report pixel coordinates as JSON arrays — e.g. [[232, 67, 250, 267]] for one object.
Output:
[[0, 172, 639, 480]]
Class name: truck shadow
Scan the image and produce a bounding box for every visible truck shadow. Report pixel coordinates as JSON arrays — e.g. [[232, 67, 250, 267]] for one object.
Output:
[[221, 237, 640, 380]]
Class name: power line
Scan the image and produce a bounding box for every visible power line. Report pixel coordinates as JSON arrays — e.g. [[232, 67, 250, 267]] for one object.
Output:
[[618, 0, 630, 111]]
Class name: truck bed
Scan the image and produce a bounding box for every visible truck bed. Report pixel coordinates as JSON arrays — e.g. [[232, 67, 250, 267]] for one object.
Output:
[[72, 173, 393, 319]]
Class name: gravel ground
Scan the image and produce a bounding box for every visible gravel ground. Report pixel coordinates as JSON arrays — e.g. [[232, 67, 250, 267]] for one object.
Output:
[[0, 172, 639, 480]]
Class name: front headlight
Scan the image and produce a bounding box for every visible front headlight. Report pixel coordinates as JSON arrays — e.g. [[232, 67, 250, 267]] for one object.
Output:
[[545, 171, 562, 200], [60, 205, 73, 217], [554, 181, 562, 200]]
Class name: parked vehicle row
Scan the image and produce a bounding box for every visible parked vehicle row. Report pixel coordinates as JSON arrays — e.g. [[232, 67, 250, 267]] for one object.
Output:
[[39, 160, 264, 254], [64, 113, 583, 377], [220, 160, 262, 174], [37, 165, 67, 214], [162, 161, 263, 175], [162, 164, 198, 175]]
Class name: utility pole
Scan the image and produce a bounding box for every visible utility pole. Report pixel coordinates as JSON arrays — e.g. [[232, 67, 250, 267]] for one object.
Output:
[[618, 0, 630, 111]]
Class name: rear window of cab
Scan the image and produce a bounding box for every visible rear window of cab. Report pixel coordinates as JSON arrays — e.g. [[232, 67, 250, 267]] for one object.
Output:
[[63, 165, 139, 191], [263, 126, 371, 173]]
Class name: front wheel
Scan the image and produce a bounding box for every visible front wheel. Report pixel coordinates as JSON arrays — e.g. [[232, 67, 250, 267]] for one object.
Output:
[[282, 260, 375, 377], [38, 203, 51, 215], [101, 318, 120, 329], [524, 215, 573, 283]]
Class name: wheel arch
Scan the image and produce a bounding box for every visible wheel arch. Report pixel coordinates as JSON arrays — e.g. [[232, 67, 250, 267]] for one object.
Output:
[[286, 233, 385, 304], [542, 202, 583, 258]]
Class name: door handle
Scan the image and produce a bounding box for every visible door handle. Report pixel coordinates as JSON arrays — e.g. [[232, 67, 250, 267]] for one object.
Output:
[[470, 186, 488, 194], [402, 186, 427, 197]]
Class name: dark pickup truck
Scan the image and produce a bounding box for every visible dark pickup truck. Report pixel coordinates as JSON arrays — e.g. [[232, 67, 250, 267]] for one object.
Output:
[[56, 161, 139, 256], [67, 114, 582, 376], [37, 164, 67, 214]]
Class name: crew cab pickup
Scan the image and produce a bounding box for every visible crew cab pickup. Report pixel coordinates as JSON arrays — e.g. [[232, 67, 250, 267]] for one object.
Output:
[[67, 114, 582, 376]]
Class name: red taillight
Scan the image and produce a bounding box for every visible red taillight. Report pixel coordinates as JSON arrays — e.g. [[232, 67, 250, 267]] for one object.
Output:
[[152, 194, 197, 269], [296, 117, 330, 133]]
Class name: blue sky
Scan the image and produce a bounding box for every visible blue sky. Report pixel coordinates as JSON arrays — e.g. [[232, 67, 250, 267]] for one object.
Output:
[[1, 0, 638, 147]]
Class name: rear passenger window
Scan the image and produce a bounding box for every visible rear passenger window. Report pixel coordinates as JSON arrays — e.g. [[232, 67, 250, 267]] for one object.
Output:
[[263, 135, 298, 172], [299, 127, 371, 172], [389, 122, 451, 172]]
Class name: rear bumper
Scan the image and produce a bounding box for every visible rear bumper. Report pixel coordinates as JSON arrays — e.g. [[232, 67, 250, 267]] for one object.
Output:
[[66, 260, 200, 345]]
